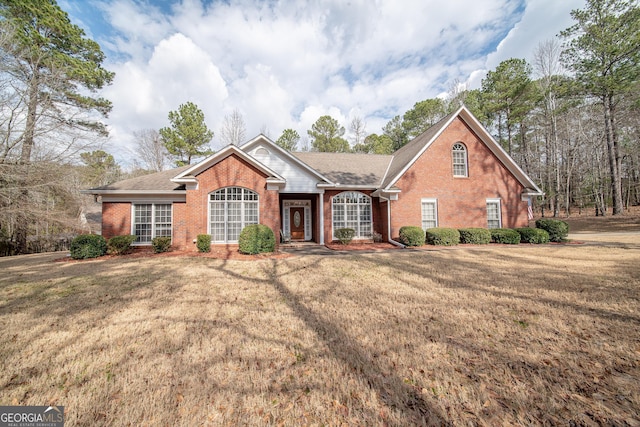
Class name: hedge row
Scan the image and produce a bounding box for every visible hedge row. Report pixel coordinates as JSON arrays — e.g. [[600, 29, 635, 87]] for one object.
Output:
[[397, 219, 569, 246]]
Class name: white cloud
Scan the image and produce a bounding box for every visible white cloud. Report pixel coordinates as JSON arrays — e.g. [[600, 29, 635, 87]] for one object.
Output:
[[64, 0, 587, 162], [467, 0, 584, 88], [101, 33, 228, 160]]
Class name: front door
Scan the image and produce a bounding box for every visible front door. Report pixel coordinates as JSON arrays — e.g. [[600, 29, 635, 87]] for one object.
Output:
[[290, 207, 305, 240]]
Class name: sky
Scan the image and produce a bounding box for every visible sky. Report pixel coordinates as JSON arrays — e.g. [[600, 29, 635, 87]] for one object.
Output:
[[60, 0, 585, 163]]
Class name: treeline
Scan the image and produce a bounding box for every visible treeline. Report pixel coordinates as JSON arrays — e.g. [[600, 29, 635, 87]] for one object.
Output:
[[282, 0, 640, 217], [1, 0, 638, 255]]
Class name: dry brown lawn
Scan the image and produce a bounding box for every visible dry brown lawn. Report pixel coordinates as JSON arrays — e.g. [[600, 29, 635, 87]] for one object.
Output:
[[1, 228, 639, 426]]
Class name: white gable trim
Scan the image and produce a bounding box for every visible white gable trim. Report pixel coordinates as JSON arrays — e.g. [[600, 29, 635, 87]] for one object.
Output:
[[241, 134, 334, 185], [383, 109, 459, 191], [458, 108, 543, 195], [170, 144, 286, 185], [383, 105, 543, 196]]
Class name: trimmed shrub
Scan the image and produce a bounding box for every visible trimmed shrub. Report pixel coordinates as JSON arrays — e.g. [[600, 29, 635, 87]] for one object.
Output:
[[516, 227, 550, 244], [458, 228, 491, 244], [335, 228, 355, 245], [398, 226, 425, 247], [239, 224, 276, 254], [535, 218, 569, 242], [490, 228, 521, 244], [70, 234, 107, 259], [426, 228, 460, 246], [197, 234, 211, 253], [107, 235, 136, 255], [152, 236, 172, 253]]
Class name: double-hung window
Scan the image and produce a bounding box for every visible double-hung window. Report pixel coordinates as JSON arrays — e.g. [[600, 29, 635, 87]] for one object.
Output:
[[486, 199, 502, 229], [133, 203, 172, 244], [421, 198, 438, 230], [209, 187, 259, 243]]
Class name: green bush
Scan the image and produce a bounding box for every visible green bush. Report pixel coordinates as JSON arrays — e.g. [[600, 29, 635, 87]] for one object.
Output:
[[398, 226, 425, 246], [426, 228, 460, 246], [334, 228, 355, 245], [490, 228, 521, 244], [239, 224, 276, 254], [516, 227, 550, 244], [458, 228, 491, 244], [535, 218, 569, 242], [197, 234, 211, 253], [70, 234, 107, 259], [107, 235, 136, 255], [152, 236, 172, 253]]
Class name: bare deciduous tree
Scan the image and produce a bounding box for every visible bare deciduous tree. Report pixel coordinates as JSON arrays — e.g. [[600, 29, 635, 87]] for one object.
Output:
[[134, 129, 168, 172], [220, 109, 246, 146], [349, 116, 367, 147]]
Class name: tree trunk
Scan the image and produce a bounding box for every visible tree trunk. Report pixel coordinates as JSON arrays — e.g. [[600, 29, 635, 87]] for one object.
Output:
[[603, 94, 624, 215], [14, 72, 39, 254]]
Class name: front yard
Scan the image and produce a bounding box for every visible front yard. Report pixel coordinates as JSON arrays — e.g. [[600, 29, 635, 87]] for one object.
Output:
[[0, 237, 638, 425]]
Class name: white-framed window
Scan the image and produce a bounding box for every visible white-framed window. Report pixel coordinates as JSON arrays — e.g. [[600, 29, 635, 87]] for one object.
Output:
[[421, 198, 438, 230], [209, 187, 259, 243], [486, 199, 502, 229], [132, 203, 172, 244], [332, 191, 372, 239], [452, 143, 468, 177]]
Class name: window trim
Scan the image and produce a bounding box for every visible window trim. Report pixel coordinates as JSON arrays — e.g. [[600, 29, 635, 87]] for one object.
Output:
[[452, 142, 468, 177], [421, 198, 438, 230], [486, 198, 502, 229], [131, 203, 173, 245], [208, 187, 260, 243], [331, 191, 373, 240]]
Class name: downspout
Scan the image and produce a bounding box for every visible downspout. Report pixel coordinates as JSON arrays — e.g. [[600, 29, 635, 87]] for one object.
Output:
[[319, 192, 324, 245], [383, 195, 405, 248]]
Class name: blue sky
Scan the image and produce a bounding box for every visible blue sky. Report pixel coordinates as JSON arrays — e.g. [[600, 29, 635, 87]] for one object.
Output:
[[59, 0, 584, 162]]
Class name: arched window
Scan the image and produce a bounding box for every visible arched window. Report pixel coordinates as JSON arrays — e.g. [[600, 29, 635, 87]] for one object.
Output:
[[209, 187, 259, 242], [332, 191, 372, 239], [452, 143, 468, 177]]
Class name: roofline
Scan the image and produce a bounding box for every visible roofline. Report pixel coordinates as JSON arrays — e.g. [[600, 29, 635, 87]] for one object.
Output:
[[171, 144, 286, 183], [378, 155, 394, 187], [458, 107, 543, 194], [80, 189, 187, 195], [384, 108, 458, 190], [241, 135, 335, 184], [383, 105, 543, 194]]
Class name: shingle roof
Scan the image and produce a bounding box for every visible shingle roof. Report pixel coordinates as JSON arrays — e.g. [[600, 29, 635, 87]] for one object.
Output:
[[89, 165, 190, 192], [85, 107, 542, 196], [381, 109, 457, 188], [292, 152, 393, 187]]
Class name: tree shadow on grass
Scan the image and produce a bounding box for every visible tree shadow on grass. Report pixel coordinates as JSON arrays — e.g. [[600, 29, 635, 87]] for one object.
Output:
[[209, 255, 449, 426]]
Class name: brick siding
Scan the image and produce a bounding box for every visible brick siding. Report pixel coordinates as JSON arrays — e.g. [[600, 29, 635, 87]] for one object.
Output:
[[390, 116, 528, 239]]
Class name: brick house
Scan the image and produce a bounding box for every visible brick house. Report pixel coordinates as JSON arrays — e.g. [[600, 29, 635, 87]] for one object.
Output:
[[86, 106, 543, 249]]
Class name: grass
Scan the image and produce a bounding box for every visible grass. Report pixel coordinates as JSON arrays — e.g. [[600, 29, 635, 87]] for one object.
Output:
[[0, 233, 639, 425]]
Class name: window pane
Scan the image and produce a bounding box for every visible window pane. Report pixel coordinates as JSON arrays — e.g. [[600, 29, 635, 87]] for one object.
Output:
[[245, 202, 259, 224], [134, 205, 152, 243], [209, 187, 259, 243], [452, 143, 467, 177], [422, 201, 437, 230], [332, 191, 372, 239], [487, 202, 501, 229]]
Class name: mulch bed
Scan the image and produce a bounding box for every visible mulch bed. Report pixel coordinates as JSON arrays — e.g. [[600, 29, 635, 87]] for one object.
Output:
[[325, 242, 400, 251]]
